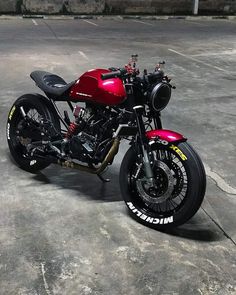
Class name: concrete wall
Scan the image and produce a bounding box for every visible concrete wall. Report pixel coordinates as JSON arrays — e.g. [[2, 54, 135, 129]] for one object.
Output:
[[0, 0, 235, 14], [0, 0, 16, 12], [199, 0, 236, 14], [20, 0, 106, 14], [105, 0, 193, 14]]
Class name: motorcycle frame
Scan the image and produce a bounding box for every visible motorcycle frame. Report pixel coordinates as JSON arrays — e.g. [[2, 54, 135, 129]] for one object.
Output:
[[30, 81, 186, 181]]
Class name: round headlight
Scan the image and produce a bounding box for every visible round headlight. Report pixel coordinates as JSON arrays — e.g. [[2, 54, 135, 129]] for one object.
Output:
[[150, 83, 171, 112]]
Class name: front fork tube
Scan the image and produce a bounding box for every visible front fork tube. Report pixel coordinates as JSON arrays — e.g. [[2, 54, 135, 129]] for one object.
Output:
[[133, 106, 154, 180], [154, 113, 162, 129]]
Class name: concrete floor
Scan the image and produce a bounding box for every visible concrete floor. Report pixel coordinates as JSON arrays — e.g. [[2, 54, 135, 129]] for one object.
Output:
[[0, 18, 236, 295]]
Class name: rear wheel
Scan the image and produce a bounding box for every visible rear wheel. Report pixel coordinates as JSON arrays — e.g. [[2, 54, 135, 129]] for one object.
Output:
[[119, 142, 206, 229], [6, 94, 60, 173]]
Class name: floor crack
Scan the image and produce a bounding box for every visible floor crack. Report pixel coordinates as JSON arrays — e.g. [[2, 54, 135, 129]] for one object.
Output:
[[204, 163, 236, 195], [41, 262, 51, 295], [202, 207, 236, 247], [43, 20, 58, 40]]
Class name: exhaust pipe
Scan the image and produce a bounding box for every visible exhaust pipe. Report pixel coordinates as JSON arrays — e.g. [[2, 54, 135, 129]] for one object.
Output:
[[57, 138, 120, 174]]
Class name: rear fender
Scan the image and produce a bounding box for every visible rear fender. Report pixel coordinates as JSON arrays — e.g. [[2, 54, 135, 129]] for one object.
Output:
[[22, 93, 61, 131], [146, 129, 187, 146]]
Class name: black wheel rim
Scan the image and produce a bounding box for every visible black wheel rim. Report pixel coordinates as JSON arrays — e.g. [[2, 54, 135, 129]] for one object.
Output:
[[9, 104, 44, 159], [129, 148, 189, 217]]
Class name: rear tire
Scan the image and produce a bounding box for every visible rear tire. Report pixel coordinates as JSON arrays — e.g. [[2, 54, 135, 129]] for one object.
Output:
[[6, 94, 60, 173], [119, 142, 206, 229]]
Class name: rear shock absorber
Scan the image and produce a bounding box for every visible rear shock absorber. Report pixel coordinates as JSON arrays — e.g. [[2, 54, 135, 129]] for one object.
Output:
[[65, 106, 85, 139], [65, 121, 79, 139], [60, 106, 85, 156]]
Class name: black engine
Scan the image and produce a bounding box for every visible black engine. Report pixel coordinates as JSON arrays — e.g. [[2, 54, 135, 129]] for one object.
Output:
[[67, 105, 119, 164], [69, 132, 96, 157]]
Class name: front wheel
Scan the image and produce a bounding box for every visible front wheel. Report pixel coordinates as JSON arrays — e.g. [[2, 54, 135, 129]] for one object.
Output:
[[119, 142, 206, 229]]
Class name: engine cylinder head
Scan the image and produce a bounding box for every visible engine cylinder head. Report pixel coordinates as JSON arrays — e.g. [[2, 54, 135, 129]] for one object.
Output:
[[73, 106, 85, 118]]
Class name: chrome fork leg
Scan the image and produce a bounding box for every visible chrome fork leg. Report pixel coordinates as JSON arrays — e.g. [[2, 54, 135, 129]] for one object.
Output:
[[133, 105, 154, 180]]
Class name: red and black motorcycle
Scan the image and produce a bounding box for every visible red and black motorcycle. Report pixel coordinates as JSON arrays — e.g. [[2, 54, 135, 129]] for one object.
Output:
[[6, 55, 206, 229]]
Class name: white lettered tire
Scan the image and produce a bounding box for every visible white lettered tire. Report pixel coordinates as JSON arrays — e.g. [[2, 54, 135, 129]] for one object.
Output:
[[119, 142, 206, 229]]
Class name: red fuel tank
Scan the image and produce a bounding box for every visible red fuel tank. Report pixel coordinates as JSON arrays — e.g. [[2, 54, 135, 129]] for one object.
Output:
[[69, 69, 127, 105]]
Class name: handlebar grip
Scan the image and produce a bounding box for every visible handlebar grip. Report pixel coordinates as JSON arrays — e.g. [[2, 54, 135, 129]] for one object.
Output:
[[101, 68, 127, 80], [101, 70, 122, 80]]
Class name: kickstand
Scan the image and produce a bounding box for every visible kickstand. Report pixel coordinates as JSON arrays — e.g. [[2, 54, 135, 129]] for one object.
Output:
[[97, 173, 110, 183]]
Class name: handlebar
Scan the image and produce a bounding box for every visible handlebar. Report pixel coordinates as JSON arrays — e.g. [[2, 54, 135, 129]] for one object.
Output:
[[101, 66, 175, 89], [101, 68, 127, 80]]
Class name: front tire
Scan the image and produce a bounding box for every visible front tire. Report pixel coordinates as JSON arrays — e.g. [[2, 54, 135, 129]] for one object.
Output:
[[6, 94, 60, 173], [119, 142, 206, 229]]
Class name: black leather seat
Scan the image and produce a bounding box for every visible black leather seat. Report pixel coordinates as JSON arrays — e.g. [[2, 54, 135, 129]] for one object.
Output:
[[30, 71, 75, 100]]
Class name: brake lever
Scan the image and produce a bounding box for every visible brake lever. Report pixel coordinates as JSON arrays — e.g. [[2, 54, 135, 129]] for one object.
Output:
[[108, 67, 119, 71]]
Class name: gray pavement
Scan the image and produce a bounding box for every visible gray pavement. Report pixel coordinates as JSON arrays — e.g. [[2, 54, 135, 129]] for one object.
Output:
[[0, 18, 236, 295]]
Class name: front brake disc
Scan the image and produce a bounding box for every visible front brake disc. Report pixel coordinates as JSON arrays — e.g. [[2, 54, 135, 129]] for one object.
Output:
[[136, 160, 175, 204]]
